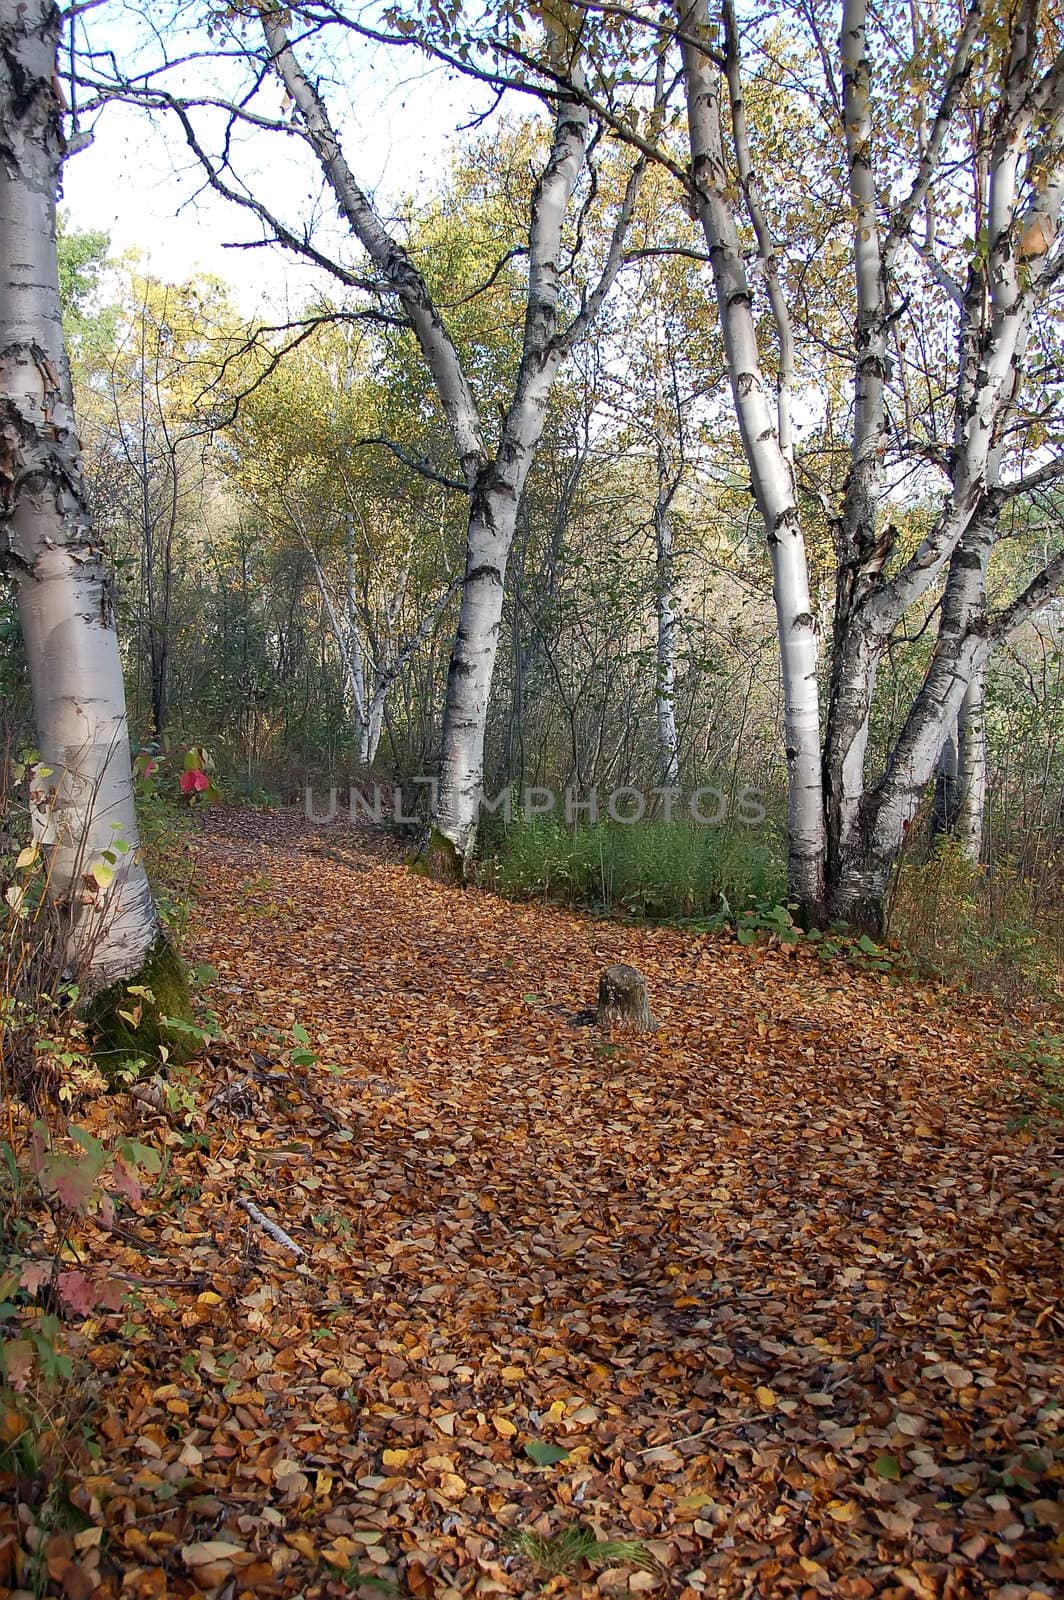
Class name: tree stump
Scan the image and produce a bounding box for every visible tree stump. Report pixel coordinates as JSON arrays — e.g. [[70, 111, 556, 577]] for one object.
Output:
[[597, 963, 655, 1032]]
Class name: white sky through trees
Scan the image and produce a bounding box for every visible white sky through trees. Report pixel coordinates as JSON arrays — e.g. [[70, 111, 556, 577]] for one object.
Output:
[[61, 2, 491, 313]]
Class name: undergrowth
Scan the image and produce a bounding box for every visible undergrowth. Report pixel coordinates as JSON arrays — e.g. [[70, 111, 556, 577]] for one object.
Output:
[[887, 840, 1064, 1005], [488, 818, 1063, 1007], [1001, 1027, 1064, 1125], [485, 815, 785, 921], [0, 731, 212, 1592]]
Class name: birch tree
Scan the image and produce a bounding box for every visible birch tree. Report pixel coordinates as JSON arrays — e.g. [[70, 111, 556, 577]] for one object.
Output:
[[0, 0, 191, 1072], [85, 0, 652, 871], [669, 0, 1064, 927], [674, 0, 826, 913]]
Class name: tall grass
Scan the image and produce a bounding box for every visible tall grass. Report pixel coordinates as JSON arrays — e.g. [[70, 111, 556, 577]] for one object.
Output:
[[486, 815, 786, 921]]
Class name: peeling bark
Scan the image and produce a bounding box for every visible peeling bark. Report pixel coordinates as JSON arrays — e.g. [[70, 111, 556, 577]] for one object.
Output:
[[0, 0, 161, 993]]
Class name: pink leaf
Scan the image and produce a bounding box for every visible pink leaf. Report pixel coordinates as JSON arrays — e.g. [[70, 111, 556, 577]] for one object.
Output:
[[57, 1270, 96, 1317], [43, 1156, 96, 1212], [111, 1157, 142, 1206], [19, 1261, 51, 1296], [179, 769, 209, 795]]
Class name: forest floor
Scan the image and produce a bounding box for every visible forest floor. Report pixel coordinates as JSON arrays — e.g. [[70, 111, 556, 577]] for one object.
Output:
[[7, 808, 1064, 1600]]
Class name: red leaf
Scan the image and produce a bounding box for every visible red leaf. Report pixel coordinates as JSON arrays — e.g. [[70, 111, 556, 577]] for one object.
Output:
[[180, 769, 210, 794], [57, 1270, 96, 1317]]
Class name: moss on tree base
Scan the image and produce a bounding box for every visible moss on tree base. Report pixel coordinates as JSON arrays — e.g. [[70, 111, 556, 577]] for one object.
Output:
[[409, 827, 466, 885], [87, 934, 196, 1086]]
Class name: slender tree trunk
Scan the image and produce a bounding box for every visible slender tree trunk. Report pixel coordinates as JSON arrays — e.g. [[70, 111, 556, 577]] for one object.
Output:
[[820, 0, 1064, 928], [435, 466, 552, 859], [676, 0, 825, 915], [955, 662, 987, 862], [827, 508, 997, 928], [258, 13, 642, 870], [432, 77, 593, 866], [653, 492, 680, 787], [0, 0, 161, 993]]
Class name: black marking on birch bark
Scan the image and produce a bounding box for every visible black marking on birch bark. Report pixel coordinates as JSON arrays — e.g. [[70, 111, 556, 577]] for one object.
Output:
[[954, 544, 983, 572], [99, 571, 116, 629], [856, 352, 892, 380], [465, 564, 503, 586]]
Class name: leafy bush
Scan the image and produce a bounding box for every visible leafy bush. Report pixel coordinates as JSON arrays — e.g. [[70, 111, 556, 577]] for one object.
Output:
[[888, 840, 1064, 1004]]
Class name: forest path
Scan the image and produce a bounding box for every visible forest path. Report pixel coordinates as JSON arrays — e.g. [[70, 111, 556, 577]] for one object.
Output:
[[82, 809, 1061, 1599]]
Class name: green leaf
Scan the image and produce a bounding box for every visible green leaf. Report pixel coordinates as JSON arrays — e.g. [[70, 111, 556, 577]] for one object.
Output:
[[873, 1452, 902, 1481], [291, 1024, 310, 1045], [69, 1125, 106, 1162], [524, 1440, 570, 1466], [124, 1140, 163, 1174]]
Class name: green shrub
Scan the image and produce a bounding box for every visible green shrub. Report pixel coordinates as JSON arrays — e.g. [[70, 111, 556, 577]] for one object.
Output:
[[486, 815, 786, 922]]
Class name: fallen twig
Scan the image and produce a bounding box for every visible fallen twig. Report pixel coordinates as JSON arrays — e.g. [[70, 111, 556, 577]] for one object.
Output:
[[637, 1410, 774, 1455], [236, 1196, 305, 1258]]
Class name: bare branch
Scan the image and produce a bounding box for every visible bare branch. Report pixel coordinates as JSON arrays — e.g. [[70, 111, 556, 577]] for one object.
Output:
[[990, 546, 1064, 637]]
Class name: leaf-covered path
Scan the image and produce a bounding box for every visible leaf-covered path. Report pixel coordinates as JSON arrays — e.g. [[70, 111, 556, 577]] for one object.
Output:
[[66, 812, 1063, 1597]]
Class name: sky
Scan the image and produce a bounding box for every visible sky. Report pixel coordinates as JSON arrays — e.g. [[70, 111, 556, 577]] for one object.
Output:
[[60, 2, 495, 318]]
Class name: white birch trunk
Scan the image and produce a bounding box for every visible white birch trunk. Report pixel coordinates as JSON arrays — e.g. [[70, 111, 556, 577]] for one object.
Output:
[[0, 0, 159, 992], [677, 0, 825, 913], [653, 491, 680, 787], [257, 14, 638, 868], [829, 509, 996, 926], [260, 12, 487, 481], [432, 79, 593, 864], [824, 4, 1064, 925], [955, 663, 987, 863]]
